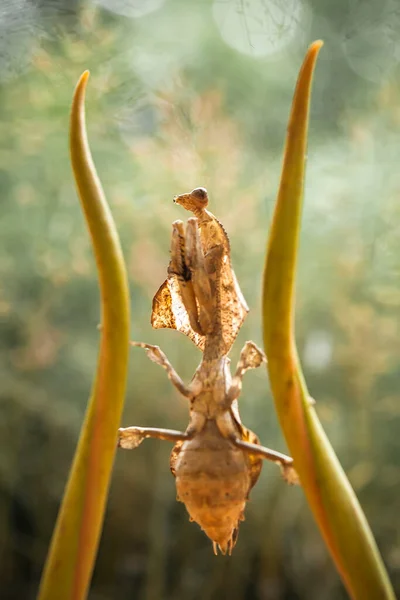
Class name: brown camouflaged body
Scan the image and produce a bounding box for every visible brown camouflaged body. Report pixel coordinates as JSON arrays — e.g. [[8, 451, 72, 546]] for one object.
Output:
[[119, 189, 297, 554], [171, 418, 262, 553], [156, 190, 263, 553]]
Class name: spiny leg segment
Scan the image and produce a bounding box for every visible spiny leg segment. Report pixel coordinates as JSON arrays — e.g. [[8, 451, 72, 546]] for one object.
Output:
[[118, 426, 192, 449], [231, 438, 299, 485], [118, 343, 198, 448], [227, 341, 266, 403], [129, 342, 192, 398]]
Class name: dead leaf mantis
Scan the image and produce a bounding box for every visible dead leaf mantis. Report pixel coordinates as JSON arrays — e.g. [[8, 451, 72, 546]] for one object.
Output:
[[118, 188, 298, 555]]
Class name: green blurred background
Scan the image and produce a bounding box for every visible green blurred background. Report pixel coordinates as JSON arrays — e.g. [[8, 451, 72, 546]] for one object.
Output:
[[1, 0, 400, 598]]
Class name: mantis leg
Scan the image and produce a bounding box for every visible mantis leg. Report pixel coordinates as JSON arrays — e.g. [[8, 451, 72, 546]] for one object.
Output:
[[168, 220, 203, 335], [118, 426, 192, 449], [185, 217, 214, 335], [227, 341, 266, 403], [130, 342, 192, 398], [231, 437, 299, 485]]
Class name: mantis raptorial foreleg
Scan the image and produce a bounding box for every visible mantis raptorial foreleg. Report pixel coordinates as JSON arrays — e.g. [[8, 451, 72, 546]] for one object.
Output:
[[130, 342, 192, 398], [231, 438, 299, 484], [227, 341, 266, 403], [118, 426, 192, 449], [168, 220, 203, 335], [185, 217, 214, 335]]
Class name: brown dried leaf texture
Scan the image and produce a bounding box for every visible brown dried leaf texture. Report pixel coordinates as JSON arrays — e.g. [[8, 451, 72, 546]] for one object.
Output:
[[197, 210, 249, 355], [151, 277, 205, 351]]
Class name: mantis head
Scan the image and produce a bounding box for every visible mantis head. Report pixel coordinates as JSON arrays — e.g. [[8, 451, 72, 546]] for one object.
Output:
[[174, 187, 209, 213]]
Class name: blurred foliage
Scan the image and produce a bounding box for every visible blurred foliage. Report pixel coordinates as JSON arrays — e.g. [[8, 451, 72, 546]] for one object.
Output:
[[0, 0, 400, 599]]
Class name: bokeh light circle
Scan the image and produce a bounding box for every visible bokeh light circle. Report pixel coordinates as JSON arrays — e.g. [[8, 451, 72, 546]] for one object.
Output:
[[213, 0, 311, 58]]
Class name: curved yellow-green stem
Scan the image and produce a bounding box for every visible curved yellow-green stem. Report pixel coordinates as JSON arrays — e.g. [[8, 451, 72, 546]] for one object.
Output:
[[263, 42, 395, 599], [38, 72, 130, 600]]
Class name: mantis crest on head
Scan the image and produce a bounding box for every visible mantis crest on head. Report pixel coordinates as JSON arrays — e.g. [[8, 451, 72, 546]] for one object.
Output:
[[118, 188, 298, 555]]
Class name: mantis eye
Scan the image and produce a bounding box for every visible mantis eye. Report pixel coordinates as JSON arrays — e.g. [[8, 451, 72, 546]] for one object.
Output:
[[191, 187, 208, 201]]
